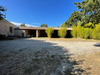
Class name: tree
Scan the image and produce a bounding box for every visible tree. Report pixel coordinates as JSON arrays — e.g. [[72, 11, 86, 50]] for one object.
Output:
[[0, 6, 7, 20], [58, 27, 67, 38], [40, 24, 48, 27], [64, 11, 82, 27], [61, 23, 67, 27], [20, 23, 26, 27], [45, 27, 54, 38], [74, 0, 100, 25]]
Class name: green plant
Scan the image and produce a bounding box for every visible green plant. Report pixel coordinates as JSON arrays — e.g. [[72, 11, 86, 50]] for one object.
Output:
[[71, 26, 77, 38], [92, 23, 100, 40], [45, 27, 54, 38], [58, 27, 67, 38], [83, 28, 90, 39], [80, 27, 84, 38], [76, 21, 81, 38]]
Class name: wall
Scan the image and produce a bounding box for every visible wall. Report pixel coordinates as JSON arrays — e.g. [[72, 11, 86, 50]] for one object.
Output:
[[0, 19, 17, 36], [14, 30, 25, 37]]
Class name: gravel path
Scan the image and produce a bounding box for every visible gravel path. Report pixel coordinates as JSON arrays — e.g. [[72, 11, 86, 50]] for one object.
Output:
[[0, 38, 100, 75], [0, 38, 100, 55]]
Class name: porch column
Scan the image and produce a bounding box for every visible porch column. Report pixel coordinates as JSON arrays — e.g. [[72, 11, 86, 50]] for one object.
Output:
[[36, 30, 38, 38]]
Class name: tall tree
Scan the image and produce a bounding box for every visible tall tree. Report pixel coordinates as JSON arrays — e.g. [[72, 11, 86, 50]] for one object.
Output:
[[0, 6, 7, 20], [40, 24, 48, 27], [20, 23, 26, 27], [74, 0, 100, 25], [63, 11, 82, 27]]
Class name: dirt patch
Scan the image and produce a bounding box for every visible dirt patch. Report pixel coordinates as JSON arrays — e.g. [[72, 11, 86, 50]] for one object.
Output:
[[73, 52, 100, 75]]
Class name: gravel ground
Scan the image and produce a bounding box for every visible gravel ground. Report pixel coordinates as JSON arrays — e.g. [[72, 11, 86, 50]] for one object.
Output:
[[0, 38, 100, 75]]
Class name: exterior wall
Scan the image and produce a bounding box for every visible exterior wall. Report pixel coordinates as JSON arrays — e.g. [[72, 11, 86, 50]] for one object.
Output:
[[14, 30, 25, 37], [24, 30, 29, 37], [0, 19, 17, 36], [14, 30, 31, 37]]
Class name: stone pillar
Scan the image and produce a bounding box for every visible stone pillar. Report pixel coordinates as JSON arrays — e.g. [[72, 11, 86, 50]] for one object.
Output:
[[36, 30, 38, 38]]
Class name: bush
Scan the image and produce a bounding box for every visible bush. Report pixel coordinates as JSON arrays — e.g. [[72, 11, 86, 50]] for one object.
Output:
[[83, 28, 90, 39], [71, 22, 100, 40], [80, 27, 84, 38], [92, 23, 100, 40], [58, 27, 67, 38], [71, 26, 77, 38], [77, 21, 81, 37], [45, 27, 54, 38]]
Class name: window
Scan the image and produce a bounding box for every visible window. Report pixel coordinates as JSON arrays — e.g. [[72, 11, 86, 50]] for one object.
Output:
[[9, 27, 13, 33]]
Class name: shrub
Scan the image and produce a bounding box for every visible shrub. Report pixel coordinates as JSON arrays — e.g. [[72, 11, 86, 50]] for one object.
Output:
[[89, 28, 94, 39], [83, 28, 90, 39], [80, 27, 84, 38], [77, 21, 81, 37], [93, 23, 100, 40], [58, 27, 67, 38], [45, 27, 54, 38], [71, 26, 77, 38]]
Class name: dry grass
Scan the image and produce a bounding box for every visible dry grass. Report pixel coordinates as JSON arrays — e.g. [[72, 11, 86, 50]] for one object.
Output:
[[31, 37, 100, 42], [73, 52, 100, 75]]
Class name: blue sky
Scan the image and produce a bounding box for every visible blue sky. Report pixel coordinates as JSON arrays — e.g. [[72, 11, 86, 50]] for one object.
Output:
[[1, 0, 83, 27]]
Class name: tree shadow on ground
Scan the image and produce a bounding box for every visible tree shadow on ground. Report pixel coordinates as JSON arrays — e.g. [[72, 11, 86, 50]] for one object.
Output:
[[0, 38, 91, 75]]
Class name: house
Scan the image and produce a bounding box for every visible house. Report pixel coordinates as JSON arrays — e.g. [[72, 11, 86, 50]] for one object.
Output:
[[15, 27, 73, 38], [0, 19, 17, 37], [0, 19, 73, 38]]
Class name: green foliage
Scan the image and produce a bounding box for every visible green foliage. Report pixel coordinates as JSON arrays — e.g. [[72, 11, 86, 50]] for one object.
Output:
[[0, 6, 7, 20], [92, 23, 100, 40], [74, 0, 100, 25], [71, 26, 77, 38], [65, 11, 82, 27], [80, 27, 84, 38], [20, 23, 26, 27], [76, 21, 81, 37], [62, 0, 100, 27], [40, 24, 48, 27], [83, 28, 90, 39], [45, 27, 54, 38], [89, 28, 94, 39], [58, 27, 67, 38], [71, 21, 81, 38], [61, 23, 67, 27]]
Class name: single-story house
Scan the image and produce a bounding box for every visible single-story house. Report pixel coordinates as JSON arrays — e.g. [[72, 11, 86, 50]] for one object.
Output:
[[0, 19, 73, 38], [15, 27, 73, 38], [0, 19, 17, 36]]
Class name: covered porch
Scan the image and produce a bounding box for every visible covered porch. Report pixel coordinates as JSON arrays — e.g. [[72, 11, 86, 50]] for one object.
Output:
[[14, 27, 73, 38]]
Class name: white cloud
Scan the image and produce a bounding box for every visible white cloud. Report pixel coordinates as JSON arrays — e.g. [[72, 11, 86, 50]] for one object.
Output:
[[10, 21, 38, 27]]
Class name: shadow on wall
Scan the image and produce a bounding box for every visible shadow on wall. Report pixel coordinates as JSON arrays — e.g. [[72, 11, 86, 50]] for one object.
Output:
[[0, 39, 91, 75]]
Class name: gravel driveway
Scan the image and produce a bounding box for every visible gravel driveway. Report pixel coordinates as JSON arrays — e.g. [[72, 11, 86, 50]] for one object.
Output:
[[0, 38, 100, 75]]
